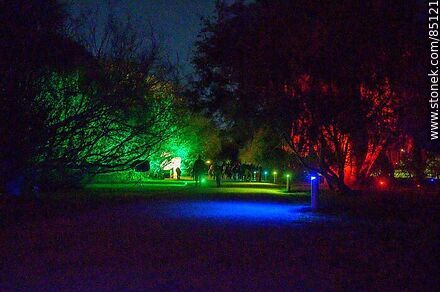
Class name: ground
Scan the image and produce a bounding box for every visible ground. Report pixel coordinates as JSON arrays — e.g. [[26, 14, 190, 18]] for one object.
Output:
[[1, 180, 439, 290]]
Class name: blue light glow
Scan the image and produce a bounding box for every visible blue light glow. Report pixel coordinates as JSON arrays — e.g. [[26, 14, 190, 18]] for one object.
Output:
[[140, 201, 333, 225], [311, 176, 317, 181]]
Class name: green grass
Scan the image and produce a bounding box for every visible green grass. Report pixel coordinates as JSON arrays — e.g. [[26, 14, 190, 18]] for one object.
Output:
[[1, 180, 310, 227], [85, 179, 308, 197]]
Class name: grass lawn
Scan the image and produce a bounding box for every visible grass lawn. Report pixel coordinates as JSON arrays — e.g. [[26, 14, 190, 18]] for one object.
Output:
[[1, 180, 438, 290]]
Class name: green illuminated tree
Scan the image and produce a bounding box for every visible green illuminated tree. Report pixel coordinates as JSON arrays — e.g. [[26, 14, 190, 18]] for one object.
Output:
[[34, 71, 179, 186], [1, 1, 186, 192]]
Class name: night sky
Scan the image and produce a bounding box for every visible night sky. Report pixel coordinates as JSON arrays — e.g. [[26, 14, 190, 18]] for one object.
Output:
[[65, 0, 223, 74]]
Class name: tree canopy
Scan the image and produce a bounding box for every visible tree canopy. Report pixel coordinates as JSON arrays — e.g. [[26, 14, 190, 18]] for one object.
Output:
[[192, 0, 428, 191]]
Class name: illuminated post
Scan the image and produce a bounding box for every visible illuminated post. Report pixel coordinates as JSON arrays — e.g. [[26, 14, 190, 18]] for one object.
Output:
[[264, 171, 268, 181], [286, 174, 290, 191], [311, 175, 319, 211], [273, 171, 277, 184]]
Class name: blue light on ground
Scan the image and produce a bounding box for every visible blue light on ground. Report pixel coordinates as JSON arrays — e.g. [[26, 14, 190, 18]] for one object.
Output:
[[142, 201, 333, 225]]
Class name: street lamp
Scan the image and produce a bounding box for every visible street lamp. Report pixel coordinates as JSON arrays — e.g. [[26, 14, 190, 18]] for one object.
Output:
[[264, 171, 268, 181], [273, 171, 277, 184], [286, 174, 290, 191]]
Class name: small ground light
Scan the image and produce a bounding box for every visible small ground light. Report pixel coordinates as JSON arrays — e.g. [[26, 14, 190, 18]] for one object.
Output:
[[417, 184, 421, 188], [379, 180, 385, 186], [206, 160, 211, 164], [310, 175, 319, 210]]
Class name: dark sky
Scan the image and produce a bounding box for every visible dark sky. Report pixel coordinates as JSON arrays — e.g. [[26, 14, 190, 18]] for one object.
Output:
[[65, 0, 222, 74]]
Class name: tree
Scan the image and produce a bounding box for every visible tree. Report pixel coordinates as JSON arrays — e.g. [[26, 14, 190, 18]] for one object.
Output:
[[0, 0, 91, 192], [192, 0, 426, 191], [33, 70, 180, 188], [0, 1, 185, 192]]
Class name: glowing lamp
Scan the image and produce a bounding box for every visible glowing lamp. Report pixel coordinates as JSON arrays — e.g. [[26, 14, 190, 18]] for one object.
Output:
[[206, 160, 211, 164], [311, 175, 319, 210], [379, 181, 385, 186], [264, 171, 268, 175], [286, 174, 290, 191], [273, 171, 277, 175]]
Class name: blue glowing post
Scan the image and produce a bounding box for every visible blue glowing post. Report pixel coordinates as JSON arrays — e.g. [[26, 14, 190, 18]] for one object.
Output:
[[264, 171, 268, 181], [311, 175, 319, 211]]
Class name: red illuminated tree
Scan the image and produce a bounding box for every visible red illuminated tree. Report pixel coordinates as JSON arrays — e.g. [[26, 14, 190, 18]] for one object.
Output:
[[193, 0, 425, 191]]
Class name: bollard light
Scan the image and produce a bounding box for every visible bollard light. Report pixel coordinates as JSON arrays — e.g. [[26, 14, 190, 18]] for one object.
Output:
[[311, 175, 319, 211], [273, 171, 278, 184], [286, 174, 290, 191]]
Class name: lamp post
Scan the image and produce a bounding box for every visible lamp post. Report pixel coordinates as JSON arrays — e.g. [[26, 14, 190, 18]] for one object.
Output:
[[273, 171, 277, 184], [264, 171, 268, 181], [286, 174, 290, 191], [311, 175, 319, 211]]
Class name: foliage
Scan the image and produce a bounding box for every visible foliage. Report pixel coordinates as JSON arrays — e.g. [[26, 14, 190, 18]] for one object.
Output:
[[149, 114, 221, 175], [0, 1, 189, 192], [239, 127, 287, 169], [34, 71, 178, 178], [192, 0, 426, 191]]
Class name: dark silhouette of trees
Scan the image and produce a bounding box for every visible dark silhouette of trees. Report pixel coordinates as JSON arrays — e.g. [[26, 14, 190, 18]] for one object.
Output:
[[192, 0, 428, 191], [0, 1, 186, 192], [0, 0, 92, 191]]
